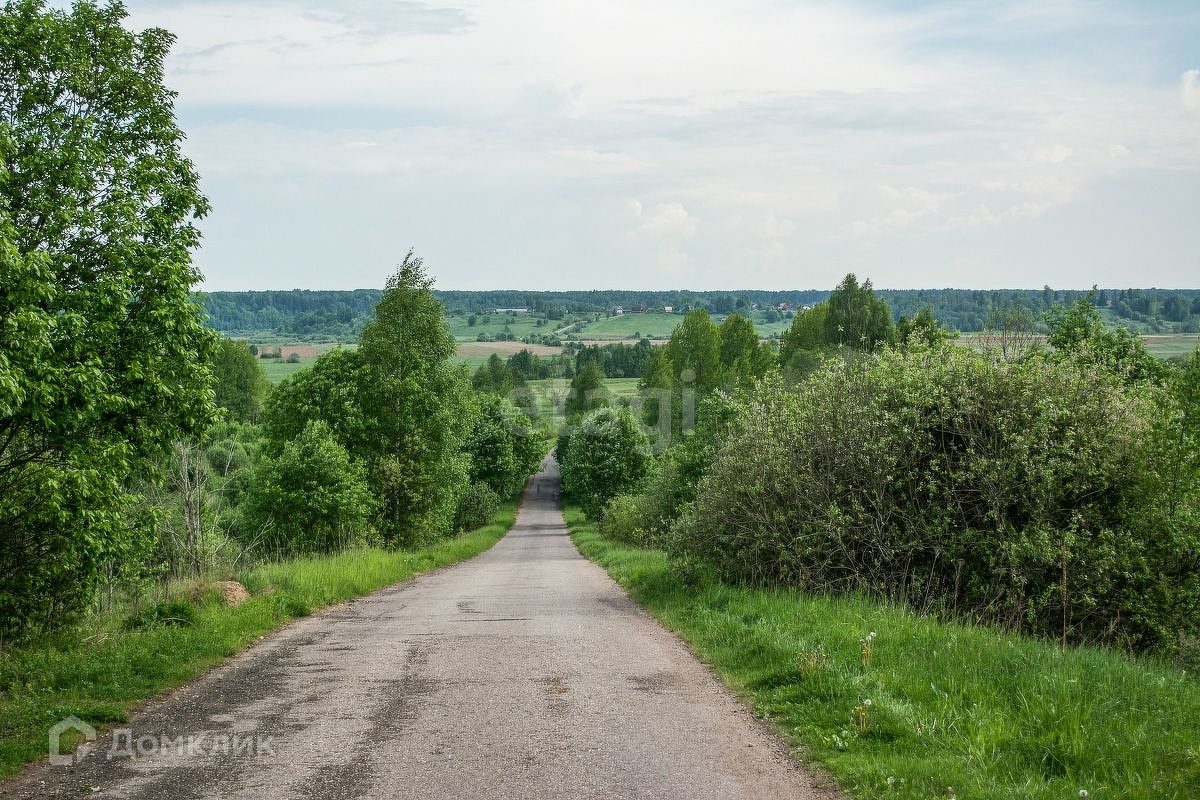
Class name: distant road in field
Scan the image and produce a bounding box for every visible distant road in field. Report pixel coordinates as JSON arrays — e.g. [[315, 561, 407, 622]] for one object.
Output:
[[2, 457, 835, 800]]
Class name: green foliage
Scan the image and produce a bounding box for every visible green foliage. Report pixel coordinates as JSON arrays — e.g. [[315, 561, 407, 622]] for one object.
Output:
[[665, 308, 723, 394], [565, 360, 608, 418], [241, 420, 376, 555], [258, 256, 478, 547], [259, 348, 376, 458], [1045, 296, 1166, 384], [640, 309, 772, 442], [454, 482, 500, 532], [779, 302, 830, 370], [357, 253, 478, 545], [464, 394, 546, 499], [778, 277, 898, 381], [560, 406, 653, 519], [674, 345, 1200, 652], [717, 313, 775, 388], [472, 352, 524, 396], [199, 288, 1200, 341], [896, 307, 951, 348], [211, 337, 267, 422], [637, 345, 675, 432], [599, 493, 648, 545], [823, 273, 896, 350], [0, 0, 214, 641]]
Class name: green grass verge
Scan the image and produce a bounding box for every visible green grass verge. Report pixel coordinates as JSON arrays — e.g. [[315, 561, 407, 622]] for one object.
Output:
[[565, 508, 1200, 800], [0, 506, 515, 779]]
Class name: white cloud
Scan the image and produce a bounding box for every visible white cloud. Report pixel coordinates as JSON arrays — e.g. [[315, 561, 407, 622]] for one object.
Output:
[[1183, 69, 1200, 113], [843, 187, 952, 237], [630, 201, 698, 239], [106, 1, 1200, 289], [627, 200, 699, 273]]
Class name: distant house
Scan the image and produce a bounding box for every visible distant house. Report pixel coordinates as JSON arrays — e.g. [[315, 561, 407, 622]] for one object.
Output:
[[778, 302, 792, 312], [663, 306, 674, 313], [631, 304, 647, 313], [494, 307, 529, 314], [612, 306, 624, 315]]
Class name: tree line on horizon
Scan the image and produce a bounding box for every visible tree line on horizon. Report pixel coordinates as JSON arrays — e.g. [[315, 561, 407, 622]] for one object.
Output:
[[199, 286, 1200, 342]]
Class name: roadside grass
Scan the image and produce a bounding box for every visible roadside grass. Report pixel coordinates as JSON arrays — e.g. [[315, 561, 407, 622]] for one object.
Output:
[[565, 509, 1200, 800], [0, 506, 515, 780]]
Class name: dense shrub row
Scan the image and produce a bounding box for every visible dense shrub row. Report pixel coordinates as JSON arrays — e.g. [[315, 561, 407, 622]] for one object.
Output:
[[671, 346, 1199, 650], [589, 294, 1200, 655]]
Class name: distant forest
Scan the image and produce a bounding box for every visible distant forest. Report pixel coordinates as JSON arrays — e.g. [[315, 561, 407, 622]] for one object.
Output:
[[199, 287, 1200, 341]]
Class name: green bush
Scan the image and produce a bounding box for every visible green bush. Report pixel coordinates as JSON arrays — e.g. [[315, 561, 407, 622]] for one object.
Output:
[[241, 420, 377, 555], [599, 494, 648, 545], [559, 407, 653, 519], [674, 344, 1200, 652], [465, 395, 546, 499], [454, 482, 500, 532]]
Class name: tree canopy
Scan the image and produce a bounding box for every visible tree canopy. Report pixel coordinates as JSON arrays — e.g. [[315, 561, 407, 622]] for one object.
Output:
[[0, 0, 213, 640], [212, 337, 267, 422]]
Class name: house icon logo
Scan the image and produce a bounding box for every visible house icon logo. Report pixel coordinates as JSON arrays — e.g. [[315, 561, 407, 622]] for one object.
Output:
[[49, 716, 96, 766]]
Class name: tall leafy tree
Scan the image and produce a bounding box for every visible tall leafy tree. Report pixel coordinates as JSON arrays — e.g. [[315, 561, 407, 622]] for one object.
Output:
[[665, 308, 723, 394], [639, 309, 724, 442], [896, 307, 952, 348], [778, 302, 830, 380], [0, 1, 213, 639], [823, 274, 895, 350], [259, 348, 377, 459], [638, 346, 675, 432], [717, 313, 774, 388], [358, 252, 478, 545], [565, 360, 608, 419], [472, 352, 524, 397], [1045, 297, 1165, 384], [465, 394, 545, 499], [211, 336, 267, 422]]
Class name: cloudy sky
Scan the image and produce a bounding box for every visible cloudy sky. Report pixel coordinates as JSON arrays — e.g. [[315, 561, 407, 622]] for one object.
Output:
[[120, 0, 1200, 291]]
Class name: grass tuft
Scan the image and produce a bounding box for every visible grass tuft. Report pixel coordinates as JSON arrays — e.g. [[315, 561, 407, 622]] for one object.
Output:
[[565, 507, 1200, 800]]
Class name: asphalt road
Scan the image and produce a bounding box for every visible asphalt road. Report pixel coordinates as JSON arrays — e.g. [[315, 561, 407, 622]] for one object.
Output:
[[4, 457, 835, 800]]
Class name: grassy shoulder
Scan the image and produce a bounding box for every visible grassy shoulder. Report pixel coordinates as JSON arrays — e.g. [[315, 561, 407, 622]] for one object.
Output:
[[565, 507, 1200, 800], [0, 505, 516, 779]]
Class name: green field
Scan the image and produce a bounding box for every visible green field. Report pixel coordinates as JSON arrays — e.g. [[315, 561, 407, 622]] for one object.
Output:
[[260, 356, 318, 384], [579, 312, 683, 340], [1142, 335, 1200, 358], [447, 312, 559, 342], [576, 311, 790, 341], [257, 327, 1197, 390]]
